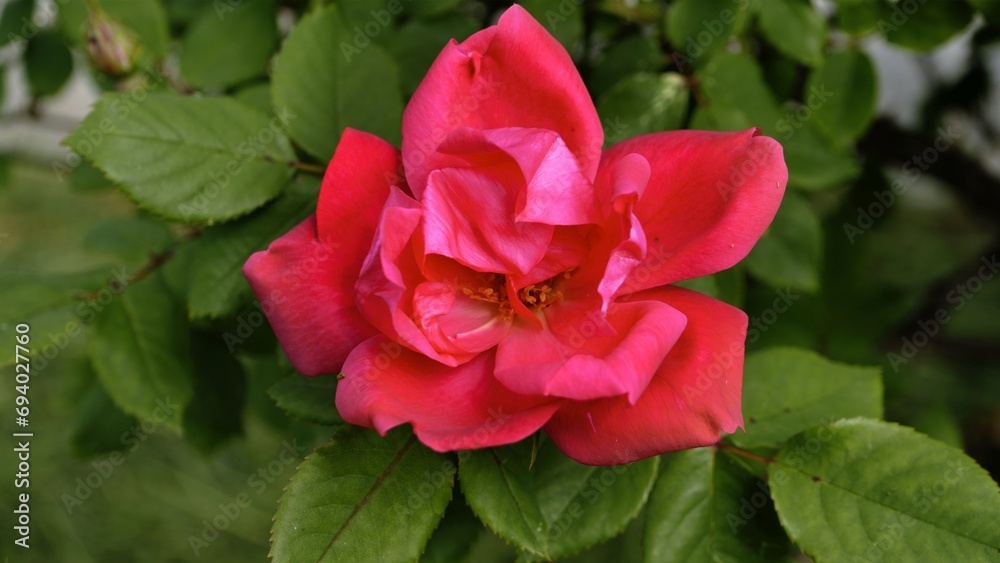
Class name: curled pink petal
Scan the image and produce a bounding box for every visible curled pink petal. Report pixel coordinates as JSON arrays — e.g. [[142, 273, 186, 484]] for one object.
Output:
[[544, 286, 747, 465]]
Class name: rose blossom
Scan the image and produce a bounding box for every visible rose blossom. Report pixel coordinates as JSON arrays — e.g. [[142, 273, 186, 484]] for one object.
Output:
[[244, 5, 786, 465]]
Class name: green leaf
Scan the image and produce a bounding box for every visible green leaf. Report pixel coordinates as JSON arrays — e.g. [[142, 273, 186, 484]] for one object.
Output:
[[745, 192, 823, 293], [698, 53, 859, 191], [759, 0, 826, 68], [68, 159, 113, 192], [644, 448, 791, 562], [180, 0, 278, 90], [807, 49, 877, 147], [182, 331, 246, 453], [0, 0, 33, 47], [25, 32, 73, 97], [386, 15, 479, 96], [271, 4, 402, 161], [597, 72, 689, 145], [521, 0, 584, 55], [65, 93, 296, 223], [88, 276, 193, 432], [881, 0, 974, 51], [768, 419, 1000, 562], [267, 373, 343, 426], [186, 176, 315, 318], [234, 82, 274, 115], [99, 0, 170, 59], [83, 216, 174, 263], [460, 438, 658, 559], [589, 35, 662, 97], [0, 280, 85, 368], [733, 347, 882, 448], [70, 375, 136, 458], [832, 0, 884, 36], [666, 0, 748, 67], [270, 427, 452, 562]]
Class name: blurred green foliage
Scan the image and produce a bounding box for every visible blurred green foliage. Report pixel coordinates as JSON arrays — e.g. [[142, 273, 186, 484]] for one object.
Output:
[[1, 0, 999, 561]]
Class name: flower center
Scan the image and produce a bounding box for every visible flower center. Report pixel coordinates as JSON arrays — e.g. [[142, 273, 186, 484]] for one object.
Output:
[[461, 273, 567, 319]]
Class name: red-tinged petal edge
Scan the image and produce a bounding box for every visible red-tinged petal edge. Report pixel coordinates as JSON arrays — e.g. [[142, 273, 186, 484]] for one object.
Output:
[[402, 5, 603, 198], [544, 285, 747, 465], [243, 217, 377, 375], [597, 128, 787, 295], [337, 337, 561, 452]]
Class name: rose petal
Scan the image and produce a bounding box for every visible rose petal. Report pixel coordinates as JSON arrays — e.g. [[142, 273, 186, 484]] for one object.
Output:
[[243, 217, 376, 375], [596, 128, 787, 294], [402, 5, 603, 197], [337, 337, 561, 451], [316, 127, 406, 242], [544, 285, 746, 465], [422, 165, 553, 275], [494, 298, 687, 403], [438, 127, 601, 226]]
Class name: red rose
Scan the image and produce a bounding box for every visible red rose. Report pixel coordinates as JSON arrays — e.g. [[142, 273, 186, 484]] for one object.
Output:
[[244, 5, 786, 465]]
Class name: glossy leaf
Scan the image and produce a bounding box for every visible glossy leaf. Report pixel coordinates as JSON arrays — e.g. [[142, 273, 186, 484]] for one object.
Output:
[[666, 0, 748, 68], [65, 93, 296, 224], [270, 427, 452, 562], [460, 439, 658, 559], [807, 49, 878, 147], [271, 4, 402, 160], [769, 419, 1000, 562], [644, 448, 791, 562], [597, 72, 689, 144], [746, 191, 823, 293], [881, 0, 974, 52], [699, 53, 859, 190], [759, 0, 826, 68], [180, 0, 278, 90], [732, 347, 882, 448]]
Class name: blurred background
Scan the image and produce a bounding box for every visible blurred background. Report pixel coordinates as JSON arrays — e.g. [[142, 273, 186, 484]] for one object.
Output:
[[1, 0, 999, 561]]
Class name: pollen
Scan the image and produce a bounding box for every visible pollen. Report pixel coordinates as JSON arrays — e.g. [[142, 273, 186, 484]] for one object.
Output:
[[461, 272, 565, 319]]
